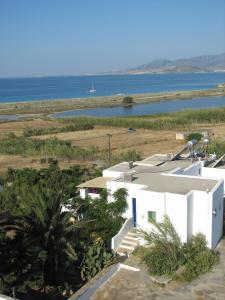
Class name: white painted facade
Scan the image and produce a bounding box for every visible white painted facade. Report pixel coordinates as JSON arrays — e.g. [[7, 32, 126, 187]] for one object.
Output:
[[80, 155, 225, 249]]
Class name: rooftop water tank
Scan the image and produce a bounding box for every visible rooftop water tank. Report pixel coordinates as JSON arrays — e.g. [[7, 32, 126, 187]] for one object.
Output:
[[187, 139, 198, 148]]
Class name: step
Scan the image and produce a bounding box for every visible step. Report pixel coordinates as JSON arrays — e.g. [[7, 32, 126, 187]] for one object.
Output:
[[116, 249, 133, 256], [122, 239, 138, 246], [119, 244, 135, 251], [127, 232, 138, 237], [124, 235, 139, 242]]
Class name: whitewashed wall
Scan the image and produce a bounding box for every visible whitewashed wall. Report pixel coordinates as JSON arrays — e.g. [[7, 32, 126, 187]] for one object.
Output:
[[136, 191, 189, 243], [103, 162, 129, 178], [202, 167, 225, 192], [165, 193, 188, 243], [170, 162, 201, 177], [80, 188, 87, 199], [183, 162, 202, 176], [191, 190, 212, 247], [107, 178, 223, 248], [135, 190, 165, 231], [187, 191, 194, 239], [106, 180, 145, 219], [103, 169, 123, 178]]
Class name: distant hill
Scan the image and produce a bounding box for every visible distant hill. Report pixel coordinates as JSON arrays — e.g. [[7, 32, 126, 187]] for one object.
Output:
[[107, 53, 225, 74]]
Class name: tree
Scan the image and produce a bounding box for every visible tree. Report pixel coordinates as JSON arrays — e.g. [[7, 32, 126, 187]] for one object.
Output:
[[75, 188, 127, 242], [0, 188, 86, 295], [0, 163, 97, 216], [0, 165, 127, 297], [122, 96, 134, 104]]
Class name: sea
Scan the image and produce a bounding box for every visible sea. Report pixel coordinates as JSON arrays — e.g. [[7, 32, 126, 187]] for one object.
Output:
[[0, 72, 225, 103]]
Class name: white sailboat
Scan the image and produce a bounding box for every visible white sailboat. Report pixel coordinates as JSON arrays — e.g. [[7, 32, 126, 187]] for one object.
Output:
[[89, 83, 96, 93]]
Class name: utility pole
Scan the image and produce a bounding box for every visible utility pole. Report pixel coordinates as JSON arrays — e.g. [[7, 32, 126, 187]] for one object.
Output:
[[107, 134, 112, 166]]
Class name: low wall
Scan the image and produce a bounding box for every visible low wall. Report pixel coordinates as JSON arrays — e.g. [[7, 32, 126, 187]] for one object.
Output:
[[111, 217, 133, 250], [69, 263, 139, 300]]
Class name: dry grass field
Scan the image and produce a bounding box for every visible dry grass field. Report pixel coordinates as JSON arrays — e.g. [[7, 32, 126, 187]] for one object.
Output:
[[35, 126, 183, 156], [0, 117, 224, 174], [0, 118, 64, 138], [0, 154, 91, 176]]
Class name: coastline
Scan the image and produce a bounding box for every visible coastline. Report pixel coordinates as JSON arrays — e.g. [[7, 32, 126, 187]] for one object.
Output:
[[0, 84, 224, 117]]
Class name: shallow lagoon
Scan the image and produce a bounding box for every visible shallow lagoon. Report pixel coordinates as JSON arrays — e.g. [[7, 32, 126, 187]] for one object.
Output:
[[52, 96, 225, 118]]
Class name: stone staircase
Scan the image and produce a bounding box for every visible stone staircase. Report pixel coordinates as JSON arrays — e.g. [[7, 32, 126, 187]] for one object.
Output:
[[116, 229, 140, 256]]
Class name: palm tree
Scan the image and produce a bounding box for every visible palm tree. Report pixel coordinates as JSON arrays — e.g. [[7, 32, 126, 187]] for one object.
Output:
[[0, 187, 88, 292]]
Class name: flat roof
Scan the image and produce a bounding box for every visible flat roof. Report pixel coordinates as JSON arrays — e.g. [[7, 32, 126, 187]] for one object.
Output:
[[139, 154, 169, 163], [77, 177, 111, 189], [107, 160, 193, 174], [116, 172, 218, 195]]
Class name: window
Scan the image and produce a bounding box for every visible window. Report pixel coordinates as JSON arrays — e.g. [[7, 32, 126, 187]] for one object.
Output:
[[148, 211, 156, 223]]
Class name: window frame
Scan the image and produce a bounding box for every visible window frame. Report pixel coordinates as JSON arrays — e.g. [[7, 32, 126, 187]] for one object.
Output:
[[148, 211, 156, 223]]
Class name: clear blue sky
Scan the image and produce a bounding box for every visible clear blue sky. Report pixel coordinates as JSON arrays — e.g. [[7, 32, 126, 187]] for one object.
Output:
[[0, 0, 224, 77]]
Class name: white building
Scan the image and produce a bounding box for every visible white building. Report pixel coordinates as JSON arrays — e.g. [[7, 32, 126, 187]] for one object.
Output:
[[78, 154, 225, 249]]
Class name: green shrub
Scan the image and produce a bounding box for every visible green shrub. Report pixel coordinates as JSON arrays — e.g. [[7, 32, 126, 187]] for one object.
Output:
[[139, 217, 218, 281], [122, 96, 134, 104], [186, 132, 203, 141], [183, 234, 218, 281], [113, 150, 141, 164], [207, 140, 225, 157], [0, 136, 98, 160], [184, 250, 217, 281], [140, 216, 184, 276], [23, 123, 94, 137], [80, 239, 115, 281], [133, 246, 149, 260], [63, 107, 225, 131]]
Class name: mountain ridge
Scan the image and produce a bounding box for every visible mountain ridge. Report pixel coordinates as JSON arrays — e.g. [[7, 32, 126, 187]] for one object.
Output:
[[104, 53, 225, 74]]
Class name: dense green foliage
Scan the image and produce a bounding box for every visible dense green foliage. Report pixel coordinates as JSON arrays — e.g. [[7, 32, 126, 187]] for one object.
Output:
[[186, 132, 203, 141], [62, 107, 225, 130], [76, 189, 127, 242], [23, 123, 94, 137], [0, 135, 141, 166], [0, 164, 127, 298], [138, 216, 218, 281], [0, 136, 98, 160], [122, 96, 134, 104], [207, 140, 225, 157], [113, 150, 141, 164], [140, 216, 184, 276], [0, 162, 96, 214], [80, 238, 115, 281], [183, 234, 218, 281]]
